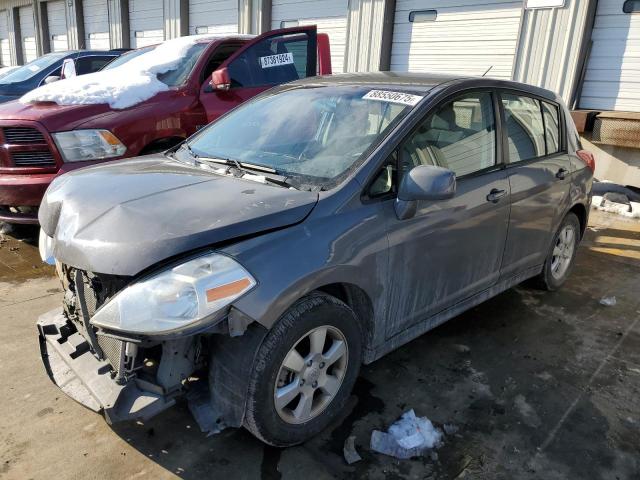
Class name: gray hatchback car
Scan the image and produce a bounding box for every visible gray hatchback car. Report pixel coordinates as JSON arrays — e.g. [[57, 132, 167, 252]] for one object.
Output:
[[37, 73, 594, 446]]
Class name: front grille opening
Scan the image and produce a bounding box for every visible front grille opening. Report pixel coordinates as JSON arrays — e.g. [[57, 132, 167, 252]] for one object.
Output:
[[11, 150, 56, 167], [3, 126, 46, 144]]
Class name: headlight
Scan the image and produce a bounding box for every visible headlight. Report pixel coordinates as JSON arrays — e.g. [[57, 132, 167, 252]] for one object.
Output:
[[52, 129, 126, 162], [90, 253, 256, 335]]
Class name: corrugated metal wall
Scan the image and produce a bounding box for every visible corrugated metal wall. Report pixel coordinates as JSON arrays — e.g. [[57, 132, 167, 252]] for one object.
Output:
[[513, 0, 591, 106], [344, 0, 391, 72], [580, 0, 640, 112], [390, 0, 523, 79]]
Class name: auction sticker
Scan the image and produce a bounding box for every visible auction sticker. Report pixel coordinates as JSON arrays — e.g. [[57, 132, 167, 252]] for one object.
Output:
[[260, 53, 294, 69], [363, 90, 423, 107]]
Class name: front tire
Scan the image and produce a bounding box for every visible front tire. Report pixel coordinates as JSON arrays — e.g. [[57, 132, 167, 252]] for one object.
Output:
[[536, 212, 580, 290], [243, 292, 362, 446]]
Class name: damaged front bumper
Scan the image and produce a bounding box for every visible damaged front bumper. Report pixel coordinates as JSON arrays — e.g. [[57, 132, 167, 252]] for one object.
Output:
[[37, 308, 176, 423]]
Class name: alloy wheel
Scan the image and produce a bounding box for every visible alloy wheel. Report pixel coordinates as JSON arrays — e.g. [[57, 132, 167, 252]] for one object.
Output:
[[551, 224, 576, 280], [273, 325, 348, 424]]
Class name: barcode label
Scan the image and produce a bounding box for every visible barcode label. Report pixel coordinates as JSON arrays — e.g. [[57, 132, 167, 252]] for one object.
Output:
[[260, 53, 294, 69], [363, 90, 424, 107]]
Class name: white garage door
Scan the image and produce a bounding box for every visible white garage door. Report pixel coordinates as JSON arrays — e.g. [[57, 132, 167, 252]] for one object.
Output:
[[129, 0, 164, 48], [390, 0, 522, 79], [48, 0, 68, 52], [580, 0, 640, 112], [0, 10, 11, 66], [83, 0, 110, 50], [271, 0, 348, 73], [189, 0, 238, 35], [19, 5, 37, 63]]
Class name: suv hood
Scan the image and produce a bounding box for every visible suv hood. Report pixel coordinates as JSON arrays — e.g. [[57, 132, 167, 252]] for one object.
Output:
[[0, 100, 114, 131], [39, 155, 319, 276]]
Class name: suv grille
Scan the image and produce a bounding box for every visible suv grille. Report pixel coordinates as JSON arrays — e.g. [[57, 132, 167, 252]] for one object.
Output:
[[11, 150, 56, 167], [3, 126, 46, 144]]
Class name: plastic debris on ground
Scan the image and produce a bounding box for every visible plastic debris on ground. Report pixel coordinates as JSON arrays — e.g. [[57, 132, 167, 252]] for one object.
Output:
[[370, 409, 443, 459], [343, 435, 362, 464], [599, 296, 617, 307], [591, 194, 640, 219]]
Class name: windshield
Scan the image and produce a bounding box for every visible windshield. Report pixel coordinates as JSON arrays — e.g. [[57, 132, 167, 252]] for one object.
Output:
[[156, 43, 207, 86], [102, 46, 155, 70], [183, 86, 414, 188], [0, 52, 68, 84]]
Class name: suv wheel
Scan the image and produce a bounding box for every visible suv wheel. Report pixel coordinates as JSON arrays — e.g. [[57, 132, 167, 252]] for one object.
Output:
[[537, 212, 580, 290], [243, 292, 362, 446]]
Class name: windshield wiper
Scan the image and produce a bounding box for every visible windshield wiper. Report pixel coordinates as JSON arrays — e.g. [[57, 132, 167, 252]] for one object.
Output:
[[193, 154, 295, 190]]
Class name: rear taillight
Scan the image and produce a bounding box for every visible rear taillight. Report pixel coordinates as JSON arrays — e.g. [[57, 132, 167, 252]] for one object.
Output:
[[577, 150, 595, 173]]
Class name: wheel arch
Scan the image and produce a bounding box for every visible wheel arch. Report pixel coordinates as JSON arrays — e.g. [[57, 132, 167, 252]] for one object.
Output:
[[568, 202, 588, 239]]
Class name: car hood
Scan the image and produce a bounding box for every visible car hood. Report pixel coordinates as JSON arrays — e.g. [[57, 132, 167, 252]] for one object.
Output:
[[39, 155, 319, 276], [0, 99, 114, 131]]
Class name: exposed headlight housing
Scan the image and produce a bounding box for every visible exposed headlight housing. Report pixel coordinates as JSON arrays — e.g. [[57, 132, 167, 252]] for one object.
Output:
[[52, 129, 127, 162], [38, 228, 55, 265], [90, 253, 256, 335]]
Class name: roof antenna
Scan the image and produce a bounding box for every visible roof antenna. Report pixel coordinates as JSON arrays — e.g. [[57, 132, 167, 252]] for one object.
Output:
[[482, 66, 493, 77]]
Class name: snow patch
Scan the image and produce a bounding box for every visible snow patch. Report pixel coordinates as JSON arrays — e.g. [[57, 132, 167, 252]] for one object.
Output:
[[20, 35, 227, 110], [592, 195, 640, 219]]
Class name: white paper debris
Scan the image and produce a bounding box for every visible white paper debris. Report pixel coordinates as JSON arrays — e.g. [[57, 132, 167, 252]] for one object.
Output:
[[599, 296, 617, 307], [20, 35, 232, 110], [370, 409, 442, 459]]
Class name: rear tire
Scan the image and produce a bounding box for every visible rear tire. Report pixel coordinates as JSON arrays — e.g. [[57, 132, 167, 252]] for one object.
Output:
[[243, 292, 362, 446], [536, 212, 580, 291]]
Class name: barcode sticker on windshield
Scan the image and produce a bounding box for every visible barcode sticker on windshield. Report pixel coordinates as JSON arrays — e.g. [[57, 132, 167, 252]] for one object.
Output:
[[363, 90, 423, 107], [260, 53, 294, 69]]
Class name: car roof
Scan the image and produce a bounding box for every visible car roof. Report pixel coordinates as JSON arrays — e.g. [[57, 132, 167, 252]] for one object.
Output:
[[288, 72, 561, 102]]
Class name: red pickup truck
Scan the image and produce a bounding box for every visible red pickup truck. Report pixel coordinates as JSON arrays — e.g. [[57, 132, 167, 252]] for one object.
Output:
[[0, 26, 331, 224]]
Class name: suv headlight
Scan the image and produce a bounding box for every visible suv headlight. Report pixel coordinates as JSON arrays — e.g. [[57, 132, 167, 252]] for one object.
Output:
[[52, 129, 127, 162], [90, 253, 256, 335]]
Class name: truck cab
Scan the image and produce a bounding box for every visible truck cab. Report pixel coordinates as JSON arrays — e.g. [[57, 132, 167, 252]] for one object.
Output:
[[0, 26, 331, 224]]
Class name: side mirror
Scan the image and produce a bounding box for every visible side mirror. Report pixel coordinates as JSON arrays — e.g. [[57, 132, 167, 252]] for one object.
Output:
[[43, 75, 60, 84], [395, 165, 456, 220], [210, 67, 231, 91]]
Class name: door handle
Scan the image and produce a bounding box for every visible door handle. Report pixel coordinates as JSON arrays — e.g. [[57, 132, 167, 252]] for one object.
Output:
[[556, 168, 568, 180], [486, 188, 507, 203]]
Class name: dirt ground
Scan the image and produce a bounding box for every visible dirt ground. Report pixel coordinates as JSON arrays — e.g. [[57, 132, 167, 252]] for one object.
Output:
[[1, 209, 639, 480]]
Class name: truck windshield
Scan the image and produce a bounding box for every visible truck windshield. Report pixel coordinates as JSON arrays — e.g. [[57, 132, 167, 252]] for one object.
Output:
[[0, 52, 68, 84], [183, 86, 416, 188]]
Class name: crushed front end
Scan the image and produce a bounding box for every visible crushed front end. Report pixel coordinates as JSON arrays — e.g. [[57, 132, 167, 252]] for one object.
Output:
[[37, 265, 203, 424]]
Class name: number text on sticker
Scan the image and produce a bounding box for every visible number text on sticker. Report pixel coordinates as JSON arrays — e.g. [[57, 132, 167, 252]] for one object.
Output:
[[363, 90, 423, 107], [260, 53, 294, 69]]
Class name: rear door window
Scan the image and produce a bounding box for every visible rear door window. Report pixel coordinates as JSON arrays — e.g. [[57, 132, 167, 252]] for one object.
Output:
[[401, 91, 497, 177], [75, 56, 115, 75], [501, 94, 546, 162], [542, 101, 560, 155]]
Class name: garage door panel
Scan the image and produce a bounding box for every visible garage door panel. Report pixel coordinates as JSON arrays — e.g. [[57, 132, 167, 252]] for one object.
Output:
[[19, 5, 36, 63], [48, 0, 68, 52], [129, 0, 164, 48], [84, 0, 110, 50], [580, 0, 640, 111], [390, 0, 521, 80], [188, 0, 238, 34], [0, 10, 10, 66], [271, 0, 348, 72]]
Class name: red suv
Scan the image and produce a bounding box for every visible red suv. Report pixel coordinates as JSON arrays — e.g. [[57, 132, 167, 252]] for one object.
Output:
[[0, 26, 331, 224]]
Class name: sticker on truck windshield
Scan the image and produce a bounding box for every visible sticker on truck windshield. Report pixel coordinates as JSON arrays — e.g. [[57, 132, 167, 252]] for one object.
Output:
[[363, 90, 424, 107], [260, 53, 294, 69]]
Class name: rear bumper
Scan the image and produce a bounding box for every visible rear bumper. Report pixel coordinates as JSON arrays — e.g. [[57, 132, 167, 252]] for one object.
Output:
[[0, 172, 55, 223], [37, 308, 175, 423]]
